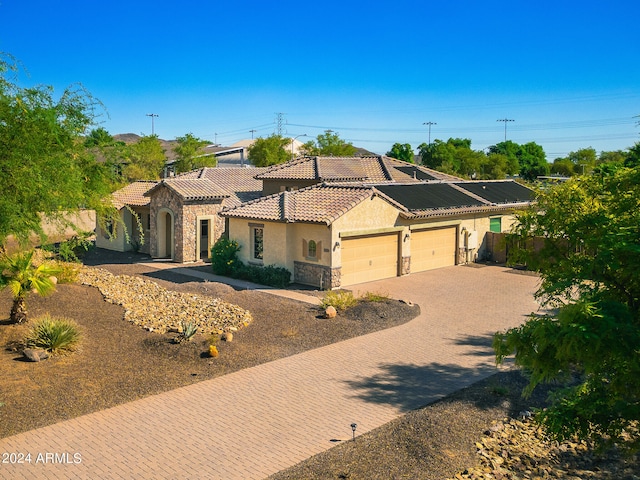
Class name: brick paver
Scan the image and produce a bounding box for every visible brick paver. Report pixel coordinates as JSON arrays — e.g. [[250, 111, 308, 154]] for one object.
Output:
[[0, 264, 540, 479]]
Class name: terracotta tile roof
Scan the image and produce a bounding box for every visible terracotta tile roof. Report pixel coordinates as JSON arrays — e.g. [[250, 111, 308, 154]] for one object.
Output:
[[255, 157, 317, 180], [255, 155, 463, 184], [112, 181, 157, 209], [160, 178, 230, 201], [178, 167, 265, 207], [221, 184, 375, 224]]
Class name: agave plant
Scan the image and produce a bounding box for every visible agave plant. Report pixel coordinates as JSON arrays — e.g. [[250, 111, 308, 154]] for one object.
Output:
[[0, 250, 60, 323]]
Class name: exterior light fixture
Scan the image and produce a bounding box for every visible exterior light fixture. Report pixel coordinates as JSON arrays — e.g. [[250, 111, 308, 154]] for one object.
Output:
[[351, 423, 357, 441]]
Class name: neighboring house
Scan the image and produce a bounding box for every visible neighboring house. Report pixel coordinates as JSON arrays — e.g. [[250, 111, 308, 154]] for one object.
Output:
[[96, 181, 156, 254], [98, 156, 534, 288]]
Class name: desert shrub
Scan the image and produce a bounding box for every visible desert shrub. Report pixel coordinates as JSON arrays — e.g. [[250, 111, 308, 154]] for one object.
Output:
[[321, 290, 358, 311], [25, 314, 82, 355], [232, 263, 291, 288], [47, 260, 80, 284], [42, 232, 94, 263], [360, 291, 389, 302], [211, 238, 241, 276], [174, 320, 198, 343]]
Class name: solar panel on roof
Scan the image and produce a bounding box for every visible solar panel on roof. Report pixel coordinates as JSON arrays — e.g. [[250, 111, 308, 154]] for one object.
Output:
[[376, 184, 485, 210], [454, 181, 534, 204]]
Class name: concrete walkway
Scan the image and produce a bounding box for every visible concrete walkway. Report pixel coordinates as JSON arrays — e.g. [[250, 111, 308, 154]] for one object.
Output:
[[0, 265, 541, 480]]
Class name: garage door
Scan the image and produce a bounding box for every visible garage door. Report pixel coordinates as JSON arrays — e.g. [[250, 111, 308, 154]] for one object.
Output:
[[341, 233, 399, 286], [411, 227, 457, 272]]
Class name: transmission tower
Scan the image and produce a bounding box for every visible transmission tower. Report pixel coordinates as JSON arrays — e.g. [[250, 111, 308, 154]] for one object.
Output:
[[275, 113, 286, 136]]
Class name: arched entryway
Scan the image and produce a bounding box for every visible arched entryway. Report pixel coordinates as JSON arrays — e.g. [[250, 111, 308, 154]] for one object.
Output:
[[156, 209, 175, 260]]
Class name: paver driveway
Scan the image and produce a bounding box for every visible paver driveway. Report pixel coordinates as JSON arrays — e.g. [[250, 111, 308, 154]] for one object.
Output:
[[0, 264, 540, 480]]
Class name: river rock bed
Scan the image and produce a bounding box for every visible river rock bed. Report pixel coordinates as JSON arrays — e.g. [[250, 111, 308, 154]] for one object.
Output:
[[79, 267, 253, 335], [450, 415, 639, 480]]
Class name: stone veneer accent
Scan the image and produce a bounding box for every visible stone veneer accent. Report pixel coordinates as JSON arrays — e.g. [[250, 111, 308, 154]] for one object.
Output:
[[294, 261, 341, 290], [401, 256, 410, 275], [148, 185, 225, 263]]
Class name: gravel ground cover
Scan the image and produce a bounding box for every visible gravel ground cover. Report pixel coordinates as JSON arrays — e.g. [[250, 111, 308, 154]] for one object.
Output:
[[0, 249, 418, 439], [1, 248, 637, 478]]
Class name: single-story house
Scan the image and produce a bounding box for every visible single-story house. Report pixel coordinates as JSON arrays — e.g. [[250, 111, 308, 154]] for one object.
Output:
[[220, 178, 534, 288], [98, 156, 534, 287]]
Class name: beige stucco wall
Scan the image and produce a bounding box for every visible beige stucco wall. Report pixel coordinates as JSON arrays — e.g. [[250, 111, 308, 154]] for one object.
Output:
[[95, 207, 151, 254], [332, 196, 404, 269], [405, 211, 518, 263], [95, 208, 128, 252]]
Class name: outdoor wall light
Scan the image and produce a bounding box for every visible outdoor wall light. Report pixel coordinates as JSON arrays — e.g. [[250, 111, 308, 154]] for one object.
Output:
[[404, 233, 410, 242], [334, 241, 341, 251], [351, 423, 357, 441]]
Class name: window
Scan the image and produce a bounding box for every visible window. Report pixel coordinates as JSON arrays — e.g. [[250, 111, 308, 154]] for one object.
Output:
[[252, 227, 264, 260], [490, 217, 502, 233], [308, 240, 317, 259]]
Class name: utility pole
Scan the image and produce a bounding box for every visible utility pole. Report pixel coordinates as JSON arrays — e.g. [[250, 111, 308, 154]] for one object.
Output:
[[497, 118, 514, 142], [423, 121, 437, 144], [249, 129, 257, 139], [146, 113, 159, 135]]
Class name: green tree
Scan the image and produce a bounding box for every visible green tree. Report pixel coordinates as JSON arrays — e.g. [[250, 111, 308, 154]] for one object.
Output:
[[84, 127, 128, 185], [625, 142, 640, 168], [0, 54, 117, 246], [567, 147, 597, 175], [386, 143, 414, 163], [494, 166, 640, 450], [173, 133, 215, 173], [248, 134, 290, 167], [490, 141, 548, 181], [300, 130, 356, 157], [122, 135, 166, 181], [0, 250, 60, 323], [550, 157, 575, 176]]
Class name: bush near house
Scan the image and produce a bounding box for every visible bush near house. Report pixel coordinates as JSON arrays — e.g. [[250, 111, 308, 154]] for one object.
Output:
[[211, 238, 291, 288]]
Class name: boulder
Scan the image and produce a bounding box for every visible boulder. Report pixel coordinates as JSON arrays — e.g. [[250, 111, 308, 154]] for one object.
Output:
[[221, 332, 233, 342], [23, 348, 50, 362], [325, 306, 337, 319]]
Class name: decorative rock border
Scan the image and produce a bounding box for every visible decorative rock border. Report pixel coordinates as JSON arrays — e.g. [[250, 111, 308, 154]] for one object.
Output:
[[79, 267, 252, 335]]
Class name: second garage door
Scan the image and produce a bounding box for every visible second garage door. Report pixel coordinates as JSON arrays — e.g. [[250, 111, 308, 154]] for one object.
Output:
[[411, 226, 457, 273], [341, 233, 399, 286]]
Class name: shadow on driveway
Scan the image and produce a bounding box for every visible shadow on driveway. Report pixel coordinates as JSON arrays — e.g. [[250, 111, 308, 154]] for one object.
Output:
[[344, 361, 497, 413]]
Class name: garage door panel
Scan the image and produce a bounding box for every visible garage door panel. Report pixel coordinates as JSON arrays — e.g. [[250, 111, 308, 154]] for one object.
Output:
[[411, 227, 456, 272], [341, 233, 399, 286]]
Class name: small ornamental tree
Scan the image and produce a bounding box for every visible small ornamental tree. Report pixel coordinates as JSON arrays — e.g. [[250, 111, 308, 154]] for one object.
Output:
[[0, 250, 60, 323], [494, 166, 640, 451]]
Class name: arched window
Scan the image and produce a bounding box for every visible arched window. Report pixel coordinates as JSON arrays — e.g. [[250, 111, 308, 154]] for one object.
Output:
[[308, 240, 317, 258]]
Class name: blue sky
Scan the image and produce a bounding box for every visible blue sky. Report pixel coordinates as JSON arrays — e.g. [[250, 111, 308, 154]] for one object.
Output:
[[1, 0, 638, 159]]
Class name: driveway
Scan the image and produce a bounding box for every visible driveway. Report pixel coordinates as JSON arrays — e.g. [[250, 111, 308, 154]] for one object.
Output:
[[0, 264, 541, 479]]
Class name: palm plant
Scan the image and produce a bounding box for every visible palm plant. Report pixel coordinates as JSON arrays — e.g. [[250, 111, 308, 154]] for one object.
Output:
[[0, 250, 60, 323]]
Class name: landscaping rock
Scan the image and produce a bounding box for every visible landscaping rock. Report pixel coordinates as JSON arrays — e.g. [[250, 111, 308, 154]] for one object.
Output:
[[221, 332, 233, 342], [325, 306, 337, 319], [23, 348, 49, 362], [78, 267, 253, 335]]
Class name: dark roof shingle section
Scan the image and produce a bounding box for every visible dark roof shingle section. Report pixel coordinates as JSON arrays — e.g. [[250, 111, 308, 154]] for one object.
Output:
[[375, 183, 486, 211], [454, 181, 535, 204]]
